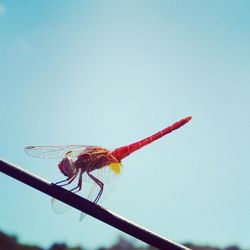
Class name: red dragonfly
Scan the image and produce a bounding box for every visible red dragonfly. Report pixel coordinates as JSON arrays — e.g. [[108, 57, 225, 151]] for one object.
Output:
[[25, 116, 192, 211]]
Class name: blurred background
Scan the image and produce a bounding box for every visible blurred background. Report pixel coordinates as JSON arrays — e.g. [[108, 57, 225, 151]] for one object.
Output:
[[0, 1, 249, 250]]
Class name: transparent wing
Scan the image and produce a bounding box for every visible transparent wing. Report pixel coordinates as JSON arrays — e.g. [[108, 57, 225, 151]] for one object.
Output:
[[24, 145, 89, 159], [50, 173, 102, 217], [51, 196, 72, 214], [79, 180, 99, 221], [79, 166, 123, 221], [50, 166, 122, 220]]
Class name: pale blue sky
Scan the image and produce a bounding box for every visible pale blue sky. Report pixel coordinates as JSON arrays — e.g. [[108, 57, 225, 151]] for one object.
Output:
[[0, 1, 249, 249]]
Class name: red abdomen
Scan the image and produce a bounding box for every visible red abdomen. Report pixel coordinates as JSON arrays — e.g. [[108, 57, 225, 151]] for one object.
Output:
[[111, 116, 192, 161]]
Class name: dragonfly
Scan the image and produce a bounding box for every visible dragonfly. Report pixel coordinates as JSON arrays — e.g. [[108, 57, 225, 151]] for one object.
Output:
[[25, 116, 192, 217]]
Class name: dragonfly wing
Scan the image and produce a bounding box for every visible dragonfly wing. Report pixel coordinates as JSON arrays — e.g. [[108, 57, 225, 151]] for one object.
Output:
[[83, 163, 123, 184], [79, 178, 101, 221], [24, 145, 88, 159], [49, 163, 123, 220], [50, 171, 104, 218], [51, 197, 72, 214], [79, 166, 123, 221]]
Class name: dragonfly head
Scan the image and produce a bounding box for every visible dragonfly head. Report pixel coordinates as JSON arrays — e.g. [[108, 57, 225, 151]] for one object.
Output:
[[58, 157, 76, 177]]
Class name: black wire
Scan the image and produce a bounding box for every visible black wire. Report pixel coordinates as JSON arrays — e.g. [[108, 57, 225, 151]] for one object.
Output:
[[0, 158, 189, 250]]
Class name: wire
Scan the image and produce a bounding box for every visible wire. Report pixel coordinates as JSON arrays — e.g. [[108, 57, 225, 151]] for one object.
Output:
[[0, 158, 189, 250]]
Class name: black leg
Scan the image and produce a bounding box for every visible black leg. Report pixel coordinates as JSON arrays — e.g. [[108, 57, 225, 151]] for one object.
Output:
[[56, 168, 79, 187], [70, 169, 83, 193], [55, 177, 71, 185], [87, 171, 104, 203]]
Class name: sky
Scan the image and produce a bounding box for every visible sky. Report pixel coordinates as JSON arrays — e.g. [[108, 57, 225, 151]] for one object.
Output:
[[0, 1, 249, 249]]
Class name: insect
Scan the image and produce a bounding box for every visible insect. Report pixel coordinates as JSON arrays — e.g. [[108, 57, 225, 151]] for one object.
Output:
[[25, 116, 192, 209]]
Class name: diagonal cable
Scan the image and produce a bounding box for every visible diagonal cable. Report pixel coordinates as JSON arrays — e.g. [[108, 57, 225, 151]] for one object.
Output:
[[0, 158, 190, 250]]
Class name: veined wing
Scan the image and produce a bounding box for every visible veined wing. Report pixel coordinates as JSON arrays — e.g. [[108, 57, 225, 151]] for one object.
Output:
[[82, 162, 123, 184], [79, 165, 123, 221], [79, 180, 100, 221], [24, 145, 89, 159], [51, 179, 101, 218], [51, 195, 72, 215], [50, 179, 100, 217], [50, 166, 122, 220]]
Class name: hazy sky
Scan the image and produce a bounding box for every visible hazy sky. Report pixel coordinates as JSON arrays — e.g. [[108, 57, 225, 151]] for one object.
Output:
[[0, 1, 249, 249]]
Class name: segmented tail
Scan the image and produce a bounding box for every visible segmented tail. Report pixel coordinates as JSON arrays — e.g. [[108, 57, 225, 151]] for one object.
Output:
[[111, 116, 192, 161]]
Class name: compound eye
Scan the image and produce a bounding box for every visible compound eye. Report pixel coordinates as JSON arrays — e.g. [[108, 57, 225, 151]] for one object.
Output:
[[64, 157, 76, 177], [58, 157, 75, 177]]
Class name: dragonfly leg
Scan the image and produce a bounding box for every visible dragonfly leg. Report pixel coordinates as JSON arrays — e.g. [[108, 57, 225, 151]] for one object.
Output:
[[69, 169, 83, 193], [87, 171, 104, 203], [57, 168, 80, 187], [55, 177, 71, 185]]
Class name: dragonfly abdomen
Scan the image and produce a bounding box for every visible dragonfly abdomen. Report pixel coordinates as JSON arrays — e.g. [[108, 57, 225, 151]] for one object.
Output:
[[111, 116, 192, 161]]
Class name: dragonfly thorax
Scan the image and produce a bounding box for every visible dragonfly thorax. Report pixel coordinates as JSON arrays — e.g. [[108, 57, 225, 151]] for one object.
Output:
[[58, 157, 76, 177]]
